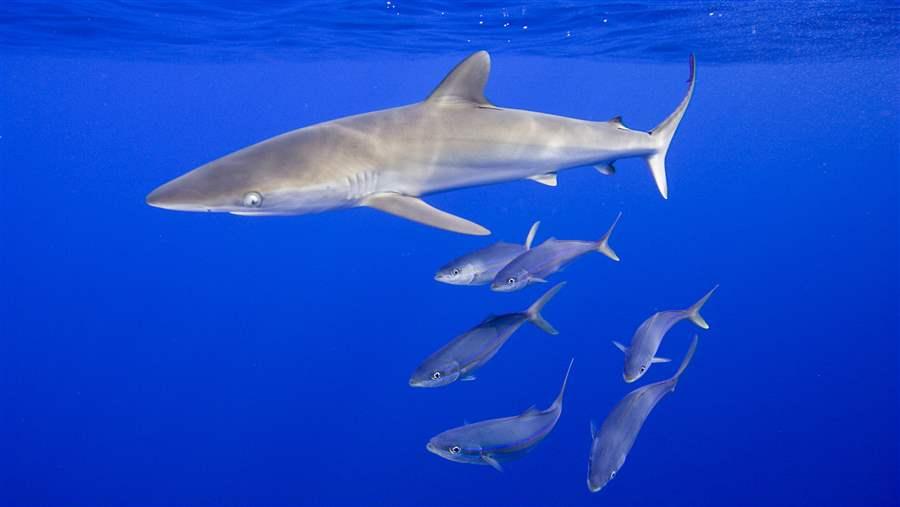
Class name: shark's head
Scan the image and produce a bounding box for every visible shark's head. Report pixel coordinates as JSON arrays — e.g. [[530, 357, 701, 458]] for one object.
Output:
[[490, 268, 530, 292], [434, 262, 479, 285], [146, 131, 345, 216], [409, 359, 461, 388], [426, 431, 483, 466], [587, 443, 625, 493]]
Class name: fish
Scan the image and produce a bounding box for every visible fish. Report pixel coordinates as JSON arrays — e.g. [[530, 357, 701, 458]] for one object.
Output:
[[587, 335, 698, 493], [426, 358, 574, 471], [409, 282, 565, 388], [146, 51, 696, 235], [490, 213, 621, 292], [434, 221, 540, 285], [614, 285, 717, 383]]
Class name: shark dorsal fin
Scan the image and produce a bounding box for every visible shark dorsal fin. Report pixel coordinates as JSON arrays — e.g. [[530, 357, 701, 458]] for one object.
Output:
[[427, 51, 495, 107]]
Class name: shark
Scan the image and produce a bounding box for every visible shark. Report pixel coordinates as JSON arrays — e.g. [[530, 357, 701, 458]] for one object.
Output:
[[146, 51, 696, 235]]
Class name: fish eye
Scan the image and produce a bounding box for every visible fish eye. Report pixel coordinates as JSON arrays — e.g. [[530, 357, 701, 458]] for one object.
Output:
[[242, 191, 263, 208], [507, 277, 516, 285], [452, 268, 460, 276], [449, 445, 461, 454], [431, 371, 442, 380]]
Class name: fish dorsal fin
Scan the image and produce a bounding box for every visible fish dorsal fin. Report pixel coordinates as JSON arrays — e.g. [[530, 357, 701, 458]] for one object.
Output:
[[521, 404, 540, 416], [426, 51, 494, 107]]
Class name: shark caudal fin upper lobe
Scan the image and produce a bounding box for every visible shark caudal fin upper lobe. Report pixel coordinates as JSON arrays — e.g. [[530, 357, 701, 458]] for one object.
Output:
[[646, 54, 696, 199]]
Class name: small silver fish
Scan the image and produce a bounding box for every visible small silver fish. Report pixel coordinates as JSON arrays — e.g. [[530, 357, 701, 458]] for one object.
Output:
[[491, 213, 621, 292], [426, 358, 574, 471], [614, 285, 717, 383], [410, 282, 565, 388], [435, 221, 541, 285], [588, 336, 698, 493]]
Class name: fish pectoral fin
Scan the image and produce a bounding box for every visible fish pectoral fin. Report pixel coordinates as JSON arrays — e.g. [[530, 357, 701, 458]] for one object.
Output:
[[594, 162, 616, 176], [527, 173, 558, 187], [460, 375, 477, 382], [651, 356, 672, 364], [361, 193, 490, 236], [481, 454, 504, 472], [612, 341, 628, 354]]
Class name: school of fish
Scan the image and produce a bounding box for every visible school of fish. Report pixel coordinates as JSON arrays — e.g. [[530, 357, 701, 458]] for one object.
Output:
[[148, 50, 711, 494]]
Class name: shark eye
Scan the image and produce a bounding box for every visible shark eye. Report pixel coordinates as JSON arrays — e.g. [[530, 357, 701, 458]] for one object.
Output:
[[242, 191, 263, 208], [452, 268, 460, 276], [507, 277, 516, 285], [610, 471, 616, 480], [639, 365, 646, 373], [449, 446, 461, 454], [431, 371, 442, 380]]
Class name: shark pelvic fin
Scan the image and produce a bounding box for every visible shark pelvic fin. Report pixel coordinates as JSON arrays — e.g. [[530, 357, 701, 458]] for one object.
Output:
[[361, 192, 490, 236], [594, 162, 616, 176], [426, 51, 495, 108], [527, 173, 558, 186]]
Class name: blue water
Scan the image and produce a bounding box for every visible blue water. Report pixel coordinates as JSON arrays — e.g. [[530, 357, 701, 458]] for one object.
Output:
[[1, 3, 898, 506]]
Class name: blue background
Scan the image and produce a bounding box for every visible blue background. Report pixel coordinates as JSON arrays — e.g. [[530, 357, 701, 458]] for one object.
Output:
[[1, 4, 898, 507]]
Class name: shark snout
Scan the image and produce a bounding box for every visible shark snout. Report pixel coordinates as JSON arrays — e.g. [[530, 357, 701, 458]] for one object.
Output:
[[146, 179, 210, 212]]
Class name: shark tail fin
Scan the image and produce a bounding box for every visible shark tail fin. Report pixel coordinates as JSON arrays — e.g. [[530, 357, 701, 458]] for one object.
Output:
[[526, 282, 566, 335], [524, 221, 541, 250], [596, 212, 622, 262], [646, 54, 696, 200], [552, 358, 575, 410], [686, 284, 718, 330], [670, 335, 698, 387]]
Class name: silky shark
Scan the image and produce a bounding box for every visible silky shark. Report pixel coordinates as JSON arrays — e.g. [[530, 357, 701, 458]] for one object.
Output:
[[146, 51, 696, 235]]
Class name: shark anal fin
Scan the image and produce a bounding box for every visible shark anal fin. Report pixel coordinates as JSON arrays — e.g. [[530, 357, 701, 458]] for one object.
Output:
[[594, 162, 616, 176], [527, 173, 558, 187], [361, 193, 490, 236]]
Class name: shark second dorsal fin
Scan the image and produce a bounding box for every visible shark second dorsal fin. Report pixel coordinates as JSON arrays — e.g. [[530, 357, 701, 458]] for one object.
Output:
[[426, 51, 495, 108], [361, 192, 490, 236]]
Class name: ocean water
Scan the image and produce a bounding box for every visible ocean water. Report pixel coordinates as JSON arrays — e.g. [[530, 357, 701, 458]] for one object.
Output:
[[1, 2, 898, 506]]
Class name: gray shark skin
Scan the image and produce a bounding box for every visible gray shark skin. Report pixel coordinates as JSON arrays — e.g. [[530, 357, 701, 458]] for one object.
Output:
[[426, 358, 574, 471], [410, 282, 564, 388], [491, 213, 621, 292], [614, 285, 717, 383], [435, 221, 540, 285], [146, 51, 696, 235], [588, 336, 698, 493]]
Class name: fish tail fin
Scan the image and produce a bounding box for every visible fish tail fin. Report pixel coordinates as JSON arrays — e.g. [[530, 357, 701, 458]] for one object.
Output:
[[596, 212, 622, 262], [670, 335, 698, 387], [526, 281, 566, 335], [645, 54, 696, 199], [552, 358, 575, 409], [686, 284, 718, 329], [524, 220, 541, 250]]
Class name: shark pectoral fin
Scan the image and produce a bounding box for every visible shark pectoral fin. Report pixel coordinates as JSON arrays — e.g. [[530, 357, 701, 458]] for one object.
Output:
[[361, 193, 490, 236], [612, 341, 628, 354], [481, 454, 504, 472], [460, 375, 477, 382], [651, 356, 672, 364], [531, 278, 549, 284], [594, 163, 616, 176], [527, 173, 558, 187]]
